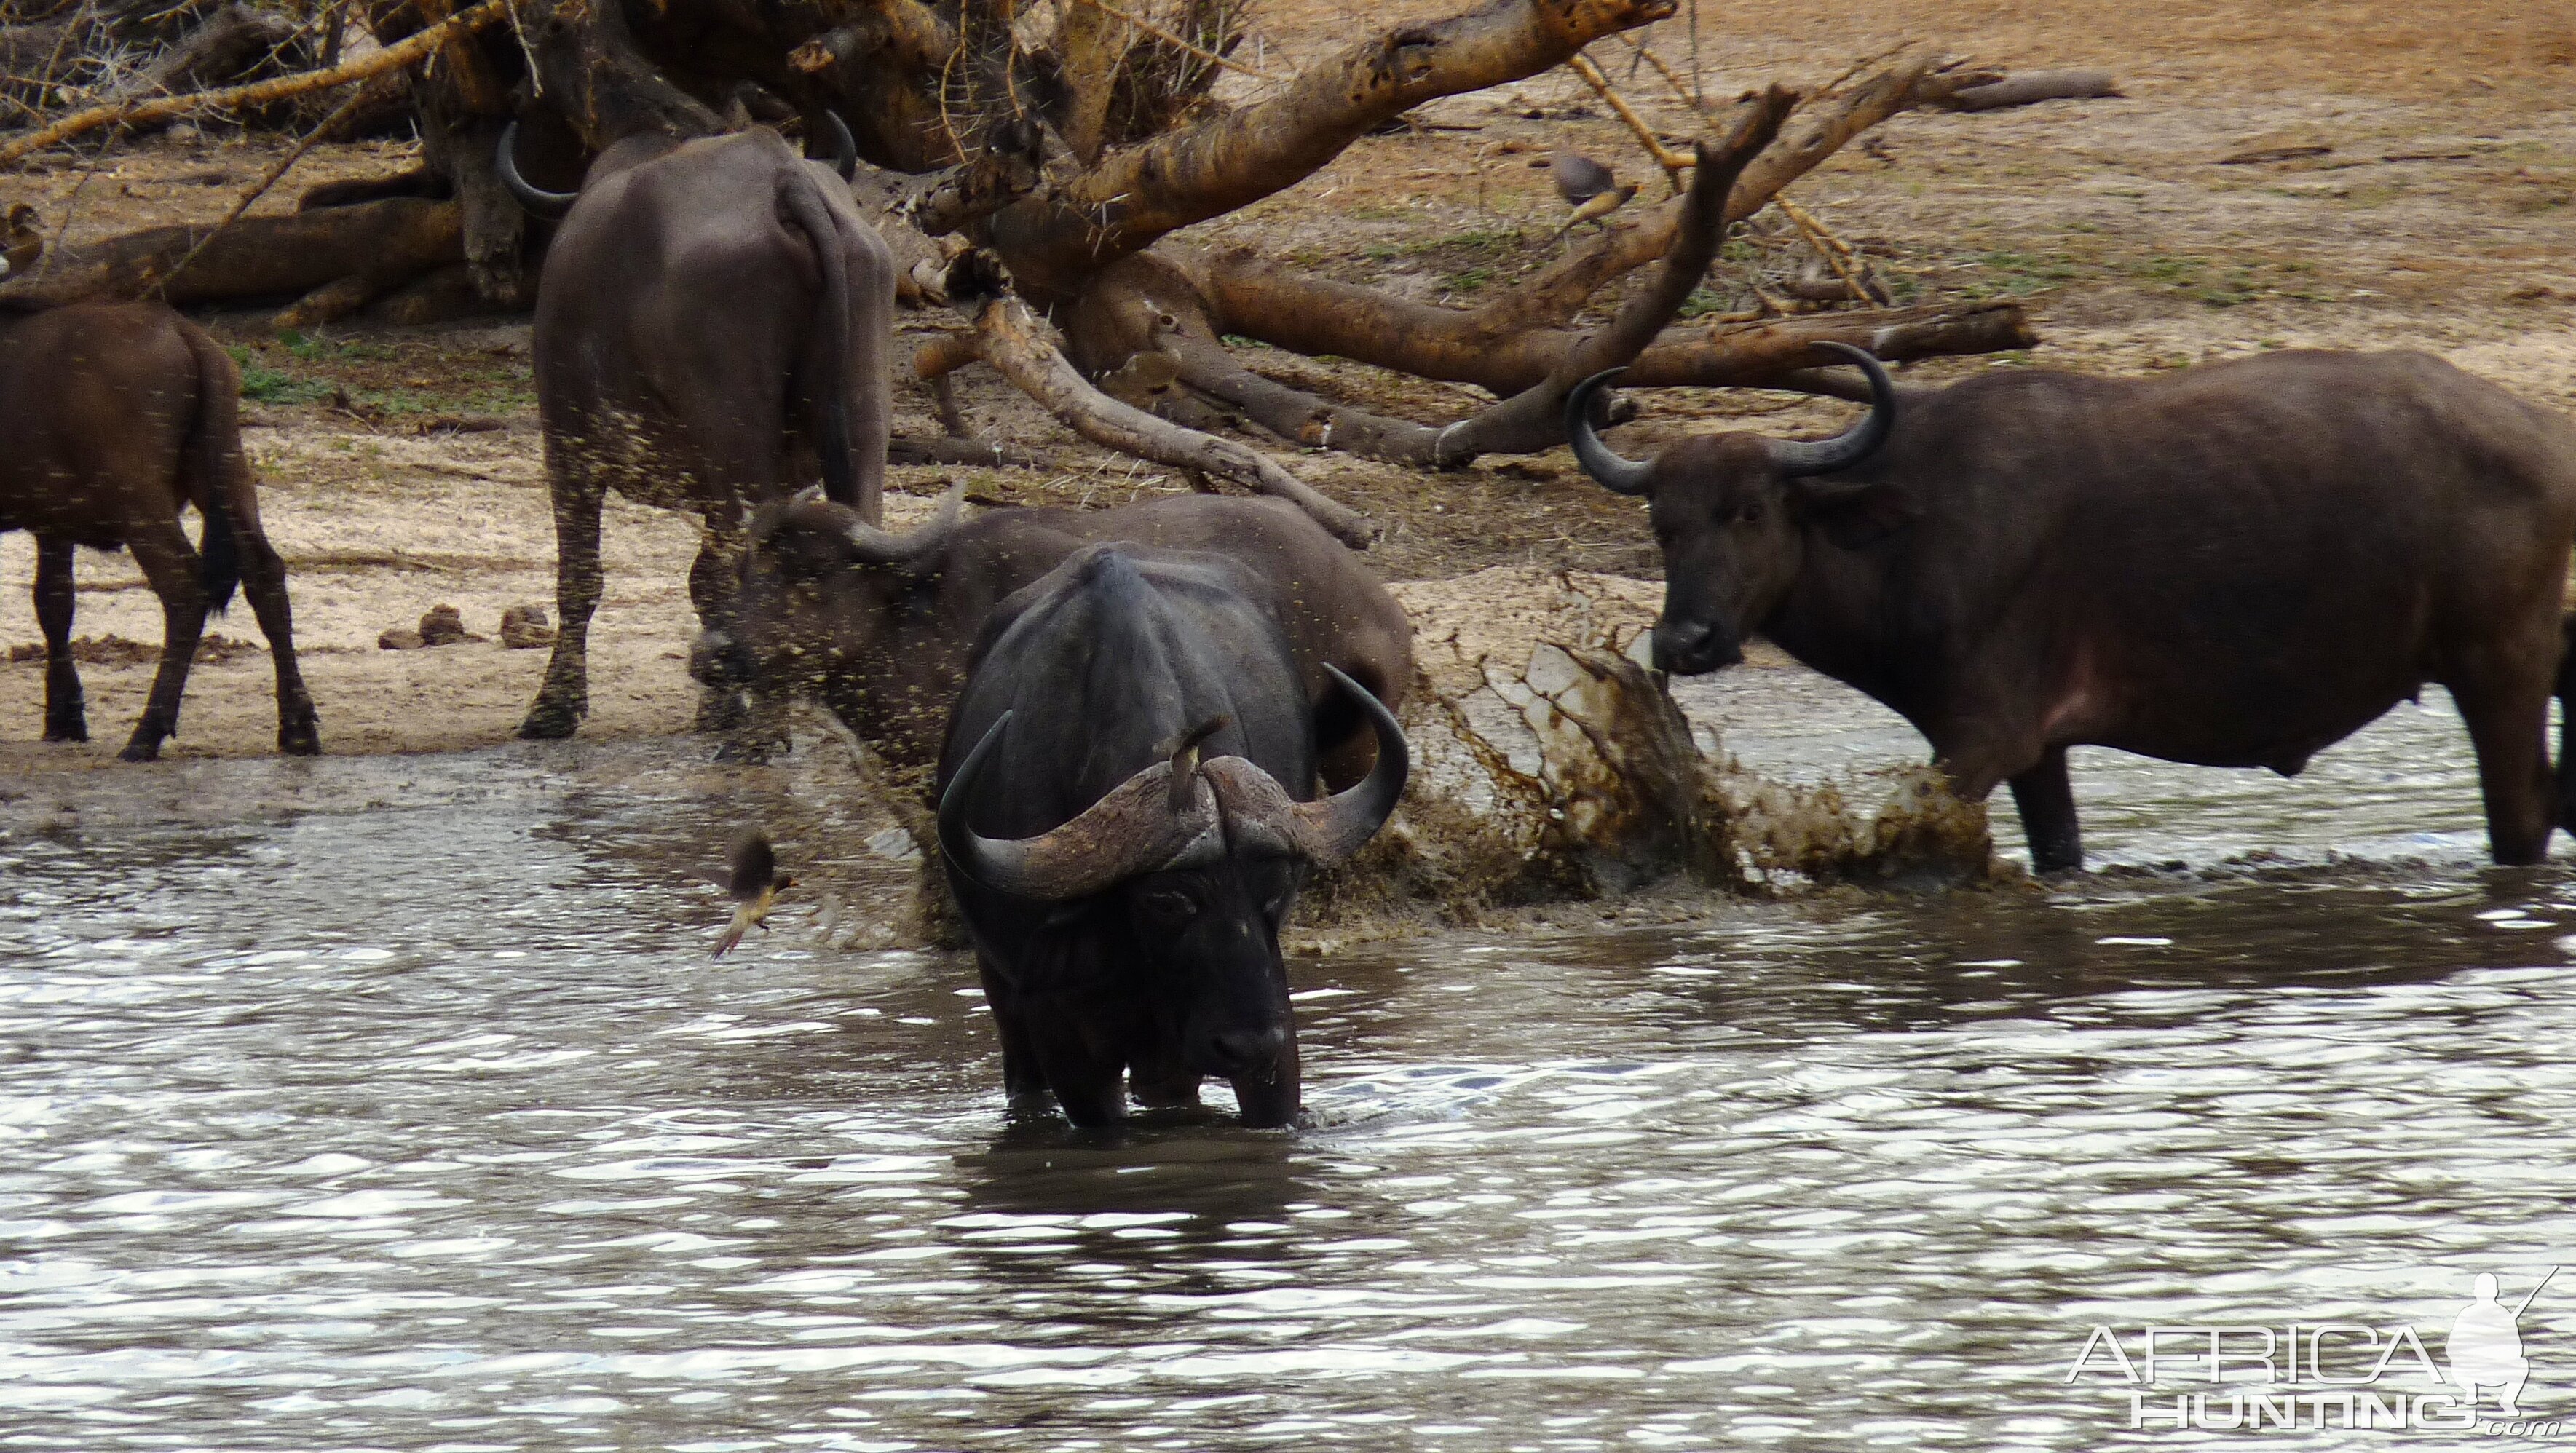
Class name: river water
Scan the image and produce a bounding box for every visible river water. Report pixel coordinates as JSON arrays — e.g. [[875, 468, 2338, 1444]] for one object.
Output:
[[4, 665, 2572, 1450]]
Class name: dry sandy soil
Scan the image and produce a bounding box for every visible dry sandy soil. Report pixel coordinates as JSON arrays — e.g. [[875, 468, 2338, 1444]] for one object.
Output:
[[1, 0, 2571, 772]]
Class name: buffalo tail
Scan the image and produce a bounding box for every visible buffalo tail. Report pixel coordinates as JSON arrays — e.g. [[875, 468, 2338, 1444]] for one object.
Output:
[[775, 168, 864, 512], [180, 325, 244, 619]]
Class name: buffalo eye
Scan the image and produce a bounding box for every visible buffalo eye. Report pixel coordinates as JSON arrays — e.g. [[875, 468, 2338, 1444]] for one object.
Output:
[[1737, 500, 1764, 526], [1140, 887, 1196, 922]]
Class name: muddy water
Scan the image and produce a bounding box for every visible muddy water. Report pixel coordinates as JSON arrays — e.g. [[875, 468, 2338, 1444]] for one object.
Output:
[[4, 664, 2572, 1450]]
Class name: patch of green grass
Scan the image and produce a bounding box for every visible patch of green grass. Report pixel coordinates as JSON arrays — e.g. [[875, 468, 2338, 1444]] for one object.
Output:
[[1443, 264, 1495, 293], [1957, 249, 2082, 299], [1677, 285, 1731, 318], [226, 346, 335, 405]]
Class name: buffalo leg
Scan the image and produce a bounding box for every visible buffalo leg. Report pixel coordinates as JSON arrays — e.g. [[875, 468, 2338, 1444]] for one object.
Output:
[[980, 961, 1055, 1112], [519, 476, 604, 740], [33, 535, 86, 743], [2007, 746, 2083, 874], [119, 520, 206, 762], [2453, 668, 2555, 866], [234, 528, 320, 756]]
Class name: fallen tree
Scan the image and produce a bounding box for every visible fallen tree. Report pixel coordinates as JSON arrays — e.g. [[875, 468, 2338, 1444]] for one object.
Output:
[[0, 0, 2107, 531]]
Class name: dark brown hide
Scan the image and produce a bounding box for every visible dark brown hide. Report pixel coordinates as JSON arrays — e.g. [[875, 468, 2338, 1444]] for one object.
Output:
[[1592, 349, 2576, 871], [515, 127, 897, 745], [735, 494, 1413, 785], [0, 301, 319, 761]]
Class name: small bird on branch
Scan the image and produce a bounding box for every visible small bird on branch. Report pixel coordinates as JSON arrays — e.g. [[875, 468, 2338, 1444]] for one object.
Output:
[[1, 205, 41, 279], [1550, 147, 1637, 239], [711, 831, 796, 959]]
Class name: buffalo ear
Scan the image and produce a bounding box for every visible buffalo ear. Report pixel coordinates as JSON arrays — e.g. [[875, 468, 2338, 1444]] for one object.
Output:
[[1794, 478, 1922, 548]]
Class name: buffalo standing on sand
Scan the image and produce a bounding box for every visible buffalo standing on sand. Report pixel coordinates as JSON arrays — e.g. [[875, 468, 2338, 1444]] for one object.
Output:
[[497, 119, 894, 749], [735, 491, 1415, 785], [1570, 343, 2576, 871], [937, 545, 1409, 1128], [1, 300, 319, 761]]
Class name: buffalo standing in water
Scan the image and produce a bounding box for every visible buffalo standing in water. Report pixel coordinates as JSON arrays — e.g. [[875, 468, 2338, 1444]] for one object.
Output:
[[496, 119, 893, 746], [1568, 344, 2576, 871], [937, 545, 1408, 1127], [0, 301, 319, 760]]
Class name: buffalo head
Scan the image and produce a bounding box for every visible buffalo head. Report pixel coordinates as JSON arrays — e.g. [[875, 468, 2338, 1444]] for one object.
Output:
[[1567, 342, 1917, 675], [938, 667, 1407, 1126], [730, 484, 968, 745]]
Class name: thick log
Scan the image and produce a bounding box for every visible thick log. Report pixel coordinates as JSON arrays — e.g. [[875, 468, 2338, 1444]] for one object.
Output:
[[0, 196, 461, 308], [1942, 70, 2121, 112], [983, 0, 1678, 297]]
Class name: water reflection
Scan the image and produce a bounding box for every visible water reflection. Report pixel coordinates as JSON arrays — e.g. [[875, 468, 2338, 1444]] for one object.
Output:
[[2, 670, 2574, 1448]]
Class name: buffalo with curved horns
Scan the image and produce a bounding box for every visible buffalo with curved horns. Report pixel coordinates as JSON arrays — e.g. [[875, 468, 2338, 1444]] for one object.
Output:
[[938, 544, 1409, 1127], [1568, 342, 2576, 871], [496, 115, 893, 750], [733, 491, 1413, 785]]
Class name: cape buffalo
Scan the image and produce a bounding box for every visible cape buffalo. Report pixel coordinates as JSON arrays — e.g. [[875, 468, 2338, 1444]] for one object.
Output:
[[1568, 344, 2576, 872], [735, 492, 1413, 785], [1, 300, 319, 761], [497, 119, 895, 746], [937, 544, 1408, 1126]]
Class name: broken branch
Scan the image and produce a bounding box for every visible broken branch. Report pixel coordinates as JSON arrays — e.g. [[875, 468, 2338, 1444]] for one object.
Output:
[[0, 0, 508, 169]]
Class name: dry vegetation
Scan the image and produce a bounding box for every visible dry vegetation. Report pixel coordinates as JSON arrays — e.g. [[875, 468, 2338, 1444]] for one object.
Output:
[[1, 0, 2571, 772]]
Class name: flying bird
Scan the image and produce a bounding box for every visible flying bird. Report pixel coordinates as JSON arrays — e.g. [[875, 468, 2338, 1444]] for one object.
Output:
[[711, 831, 795, 959], [1549, 147, 1637, 239]]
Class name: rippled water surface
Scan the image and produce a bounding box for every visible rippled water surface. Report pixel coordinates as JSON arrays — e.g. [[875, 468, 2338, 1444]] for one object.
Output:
[[5, 667, 2574, 1450]]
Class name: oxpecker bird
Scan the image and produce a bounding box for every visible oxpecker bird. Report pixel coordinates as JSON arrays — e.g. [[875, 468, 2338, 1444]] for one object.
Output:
[[712, 831, 795, 959], [1550, 147, 1637, 239]]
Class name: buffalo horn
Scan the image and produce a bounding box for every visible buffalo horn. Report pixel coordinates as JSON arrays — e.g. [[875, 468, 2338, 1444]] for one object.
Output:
[[844, 480, 966, 565], [1565, 368, 1654, 496], [939, 711, 1223, 902], [1766, 341, 1895, 477], [821, 110, 857, 182], [1201, 666, 1410, 866], [494, 122, 579, 220]]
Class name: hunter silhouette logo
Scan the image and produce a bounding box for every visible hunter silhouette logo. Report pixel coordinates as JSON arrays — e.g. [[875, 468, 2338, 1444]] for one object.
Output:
[[2069, 1266, 2562, 1433], [2448, 1269, 2554, 1416]]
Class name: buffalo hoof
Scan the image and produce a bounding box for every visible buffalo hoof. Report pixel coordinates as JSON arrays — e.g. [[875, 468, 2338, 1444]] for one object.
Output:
[[517, 702, 581, 740], [117, 737, 163, 763], [278, 717, 323, 757], [42, 715, 86, 744], [692, 692, 750, 736]]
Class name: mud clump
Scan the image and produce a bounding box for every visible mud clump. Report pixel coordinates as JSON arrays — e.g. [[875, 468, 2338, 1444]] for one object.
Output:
[[382, 604, 488, 651], [499, 605, 556, 649]]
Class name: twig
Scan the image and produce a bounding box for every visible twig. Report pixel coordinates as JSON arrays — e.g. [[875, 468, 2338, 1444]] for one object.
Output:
[[0, 0, 509, 169], [1567, 52, 1691, 189], [150, 84, 369, 301], [1074, 0, 1285, 84], [1774, 194, 1892, 305]]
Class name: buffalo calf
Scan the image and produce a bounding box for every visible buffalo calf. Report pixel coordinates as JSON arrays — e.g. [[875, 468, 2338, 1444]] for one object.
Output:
[[0, 301, 318, 761]]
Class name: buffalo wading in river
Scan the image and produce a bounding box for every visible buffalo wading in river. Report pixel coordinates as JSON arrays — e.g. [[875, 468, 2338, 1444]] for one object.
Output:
[[733, 490, 1414, 784], [936, 545, 1409, 1128], [1568, 343, 2576, 872], [0, 299, 320, 762], [498, 116, 896, 754]]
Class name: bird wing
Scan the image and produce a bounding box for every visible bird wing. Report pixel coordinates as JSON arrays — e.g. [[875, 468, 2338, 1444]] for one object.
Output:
[[1551, 149, 1616, 205], [727, 831, 778, 903]]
